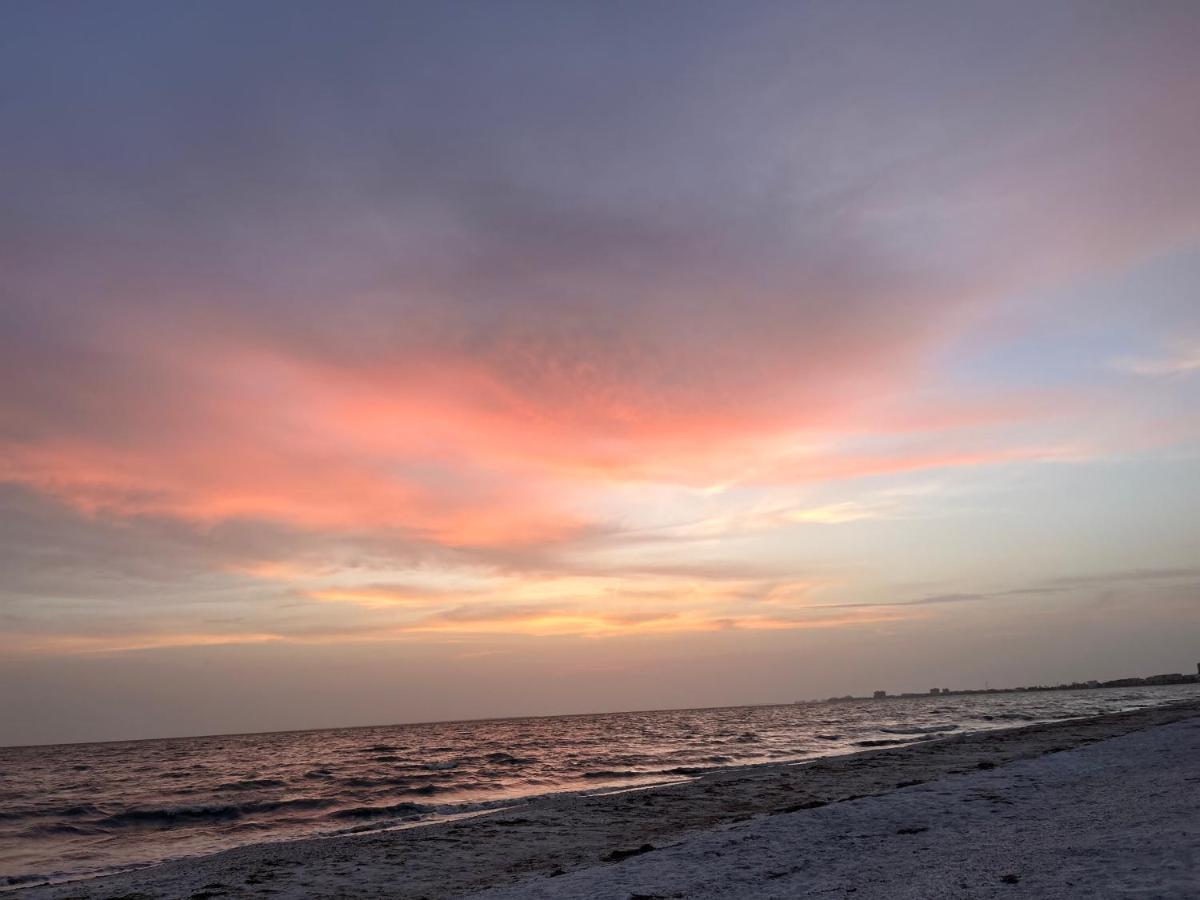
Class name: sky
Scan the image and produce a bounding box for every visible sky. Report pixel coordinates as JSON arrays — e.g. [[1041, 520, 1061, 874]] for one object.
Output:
[[2, 1, 1199, 746]]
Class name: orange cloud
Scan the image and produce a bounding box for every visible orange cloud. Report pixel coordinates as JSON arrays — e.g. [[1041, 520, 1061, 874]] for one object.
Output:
[[0, 330, 1082, 558], [0, 432, 582, 548], [307, 585, 464, 609], [366, 606, 908, 638], [0, 631, 285, 657], [1, 601, 908, 656]]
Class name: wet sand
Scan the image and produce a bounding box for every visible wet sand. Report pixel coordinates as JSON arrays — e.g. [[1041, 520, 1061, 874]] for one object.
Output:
[[18, 699, 1200, 899]]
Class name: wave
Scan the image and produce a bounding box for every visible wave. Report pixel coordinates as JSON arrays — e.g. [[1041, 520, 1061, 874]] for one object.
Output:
[[60, 803, 107, 817], [326, 801, 430, 820], [341, 775, 422, 788], [662, 766, 711, 776], [0, 802, 107, 822], [485, 752, 535, 765], [2, 873, 46, 888], [98, 797, 334, 828], [880, 724, 960, 735], [22, 822, 108, 837], [579, 765, 715, 781], [978, 713, 1034, 721], [854, 737, 926, 747], [216, 778, 288, 791]]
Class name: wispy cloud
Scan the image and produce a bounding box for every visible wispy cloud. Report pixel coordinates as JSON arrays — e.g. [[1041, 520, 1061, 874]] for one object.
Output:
[[1112, 345, 1200, 378]]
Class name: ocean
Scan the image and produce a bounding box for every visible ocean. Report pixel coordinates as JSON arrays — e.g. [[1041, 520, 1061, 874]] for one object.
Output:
[[3, 684, 1198, 890]]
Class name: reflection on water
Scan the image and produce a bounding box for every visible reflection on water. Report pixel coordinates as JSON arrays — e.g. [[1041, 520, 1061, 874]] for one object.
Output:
[[2, 684, 1197, 889]]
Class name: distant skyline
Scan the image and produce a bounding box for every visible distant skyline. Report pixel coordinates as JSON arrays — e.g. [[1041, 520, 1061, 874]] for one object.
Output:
[[2, 1, 1199, 746]]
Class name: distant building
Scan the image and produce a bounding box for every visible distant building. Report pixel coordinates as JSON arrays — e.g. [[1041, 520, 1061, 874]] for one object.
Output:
[[873, 690, 887, 699], [929, 688, 939, 694], [1100, 677, 1144, 688], [1144, 673, 1191, 685]]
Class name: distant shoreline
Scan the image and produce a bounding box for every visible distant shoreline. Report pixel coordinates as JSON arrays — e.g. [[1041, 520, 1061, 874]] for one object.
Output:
[[810, 668, 1200, 703], [16, 697, 1200, 899]]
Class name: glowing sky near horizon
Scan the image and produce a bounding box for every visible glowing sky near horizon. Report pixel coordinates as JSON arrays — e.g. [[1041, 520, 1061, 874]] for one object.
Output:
[[2, 1, 1199, 744]]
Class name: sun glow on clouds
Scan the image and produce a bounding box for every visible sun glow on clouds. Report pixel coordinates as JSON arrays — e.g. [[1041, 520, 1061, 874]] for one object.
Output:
[[0, 326, 1187, 653], [1, 1, 1199, 673], [0, 631, 287, 657], [302, 572, 839, 637]]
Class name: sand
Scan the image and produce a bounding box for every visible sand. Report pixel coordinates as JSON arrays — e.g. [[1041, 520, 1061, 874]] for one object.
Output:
[[17, 699, 1200, 899]]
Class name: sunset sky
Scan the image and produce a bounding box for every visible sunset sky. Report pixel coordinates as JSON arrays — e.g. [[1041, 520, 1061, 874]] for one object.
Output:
[[2, 1, 1199, 745]]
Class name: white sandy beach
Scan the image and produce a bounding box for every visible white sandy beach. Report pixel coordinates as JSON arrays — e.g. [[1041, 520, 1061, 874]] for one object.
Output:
[[17, 700, 1200, 899]]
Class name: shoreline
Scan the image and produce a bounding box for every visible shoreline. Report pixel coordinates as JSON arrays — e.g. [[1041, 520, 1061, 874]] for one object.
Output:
[[16, 698, 1200, 898]]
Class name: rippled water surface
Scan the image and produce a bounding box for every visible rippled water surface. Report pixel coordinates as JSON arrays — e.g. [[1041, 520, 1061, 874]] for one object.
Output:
[[3, 684, 1197, 888]]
